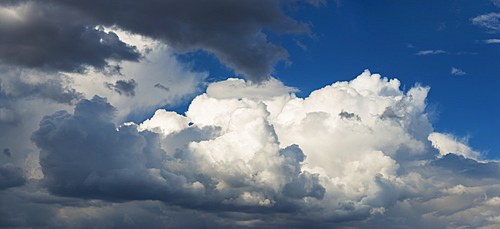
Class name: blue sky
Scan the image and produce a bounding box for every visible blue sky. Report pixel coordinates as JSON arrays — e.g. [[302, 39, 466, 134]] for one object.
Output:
[[179, 0, 500, 158], [1, 1, 500, 228]]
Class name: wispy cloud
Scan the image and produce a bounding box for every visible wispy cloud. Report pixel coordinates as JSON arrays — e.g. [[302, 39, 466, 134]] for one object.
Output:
[[471, 13, 500, 33], [484, 38, 500, 43], [451, 67, 466, 76], [492, 0, 500, 8], [416, 49, 447, 55]]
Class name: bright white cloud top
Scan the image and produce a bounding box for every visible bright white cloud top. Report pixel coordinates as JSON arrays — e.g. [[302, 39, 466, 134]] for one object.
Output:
[[24, 70, 500, 228]]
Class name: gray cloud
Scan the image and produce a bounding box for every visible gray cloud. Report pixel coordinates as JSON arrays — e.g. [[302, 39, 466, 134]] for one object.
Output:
[[0, 2, 141, 73], [13, 0, 316, 82], [0, 163, 26, 190], [154, 83, 170, 92], [0, 72, 84, 105], [2, 148, 11, 157], [105, 79, 138, 96], [0, 107, 18, 124], [339, 110, 361, 121]]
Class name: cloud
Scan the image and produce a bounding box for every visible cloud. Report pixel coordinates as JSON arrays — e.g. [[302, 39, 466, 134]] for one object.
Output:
[[0, 163, 26, 190], [0, 108, 18, 124], [105, 79, 138, 96], [0, 67, 84, 105], [451, 67, 467, 76], [2, 148, 11, 157], [66, 38, 208, 122], [1, 0, 319, 83], [27, 70, 500, 227], [0, 2, 141, 73], [484, 39, 500, 43], [492, 0, 500, 8], [205, 77, 298, 100], [416, 50, 447, 55], [472, 13, 500, 33], [428, 132, 479, 159]]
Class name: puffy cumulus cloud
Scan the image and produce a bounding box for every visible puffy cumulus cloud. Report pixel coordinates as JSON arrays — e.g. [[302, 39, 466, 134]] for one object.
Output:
[[0, 2, 140, 73], [29, 70, 500, 228], [2, 0, 319, 82]]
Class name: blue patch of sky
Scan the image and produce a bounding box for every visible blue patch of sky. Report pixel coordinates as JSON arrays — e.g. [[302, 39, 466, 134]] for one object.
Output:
[[166, 0, 500, 158]]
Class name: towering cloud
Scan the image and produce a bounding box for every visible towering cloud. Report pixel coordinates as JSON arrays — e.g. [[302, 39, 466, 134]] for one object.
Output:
[[28, 70, 500, 228]]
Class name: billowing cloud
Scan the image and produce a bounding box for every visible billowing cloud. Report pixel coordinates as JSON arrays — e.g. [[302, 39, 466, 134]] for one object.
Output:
[[451, 67, 467, 76], [416, 49, 447, 55], [28, 70, 500, 228], [472, 13, 500, 33], [0, 2, 141, 73], [0, 0, 318, 82]]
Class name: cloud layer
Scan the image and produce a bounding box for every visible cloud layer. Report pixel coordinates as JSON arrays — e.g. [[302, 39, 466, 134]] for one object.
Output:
[[23, 70, 500, 228]]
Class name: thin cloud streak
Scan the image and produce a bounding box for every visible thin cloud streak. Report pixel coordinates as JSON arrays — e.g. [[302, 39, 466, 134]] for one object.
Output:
[[484, 38, 500, 43], [416, 50, 447, 55]]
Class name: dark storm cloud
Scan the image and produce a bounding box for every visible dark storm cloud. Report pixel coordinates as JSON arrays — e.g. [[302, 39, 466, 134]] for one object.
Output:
[[0, 2, 140, 73], [0, 163, 26, 190], [30, 0, 317, 82], [105, 79, 138, 96]]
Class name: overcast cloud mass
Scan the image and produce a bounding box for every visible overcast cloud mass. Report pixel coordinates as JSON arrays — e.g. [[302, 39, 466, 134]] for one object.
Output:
[[0, 0, 499, 228]]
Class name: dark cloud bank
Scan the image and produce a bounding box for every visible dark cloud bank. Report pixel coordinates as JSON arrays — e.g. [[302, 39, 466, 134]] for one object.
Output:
[[0, 0, 320, 82], [0, 2, 140, 73]]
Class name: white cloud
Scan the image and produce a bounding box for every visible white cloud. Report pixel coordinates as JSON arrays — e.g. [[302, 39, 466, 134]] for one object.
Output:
[[21, 70, 500, 228], [451, 67, 467, 76], [428, 132, 480, 159], [472, 13, 500, 32], [484, 39, 500, 43], [416, 50, 447, 55], [66, 29, 207, 122], [206, 77, 298, 100]]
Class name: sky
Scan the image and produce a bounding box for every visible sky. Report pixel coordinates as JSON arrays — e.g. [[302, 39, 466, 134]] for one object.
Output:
[[0, 0, 499, 228]]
